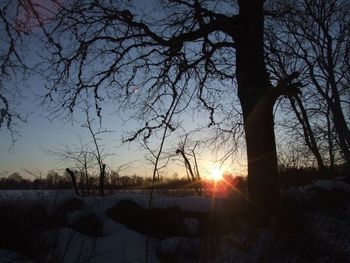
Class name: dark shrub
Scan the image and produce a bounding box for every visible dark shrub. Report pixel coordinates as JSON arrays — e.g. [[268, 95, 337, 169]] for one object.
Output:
[[106, 200, 189, 239], [27, 204, 50, 231], [106, 199, 143, 226], [0, 202, 50, 261], [50, 206, 69, 227], [71, 213, 103, 237], [146, 206, 189, 238], [279, 167, 322, 188], [309, 188, 350, 217], [0, 204, 27, 251], [63, 197, 85, 213]]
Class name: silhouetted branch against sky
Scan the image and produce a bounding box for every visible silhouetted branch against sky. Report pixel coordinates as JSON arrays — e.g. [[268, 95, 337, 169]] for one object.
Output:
[[0, 1, 297, 165], [1, 0, 349, 189], [19, 0, 245, 177], [37, 0, 237, 137], [0, 0, 34, 144], [265, 0, 350, 167]]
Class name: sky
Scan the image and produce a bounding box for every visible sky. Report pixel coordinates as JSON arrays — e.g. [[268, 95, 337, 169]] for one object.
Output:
[[0, 68, 246, 179], [0, 70, 247, 178], [0, 97, 246, 179], [0, 0, 247, 180]]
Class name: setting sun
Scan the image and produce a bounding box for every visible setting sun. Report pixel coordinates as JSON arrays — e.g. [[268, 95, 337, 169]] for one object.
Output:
[[211, 167, 223, 181]]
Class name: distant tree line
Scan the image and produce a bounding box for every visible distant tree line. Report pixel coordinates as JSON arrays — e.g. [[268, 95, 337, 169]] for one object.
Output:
[[0, 169, 244, 192], [3, 164, 347, 192], [0, 170, 154, 190]]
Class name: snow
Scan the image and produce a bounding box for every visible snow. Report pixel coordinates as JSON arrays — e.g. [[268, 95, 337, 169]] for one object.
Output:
[[0, 178, 349, 262], [285, 177, 350, 203], [309, 179, 350, 192], [0, 190, 226, 262], [0, 249, 32, 263], [60, 192, 225, 233], [0, 190, 224, 212], [44, 224, 158, 263], [94, 193, 220, 212], [304, 212, 350, 258]]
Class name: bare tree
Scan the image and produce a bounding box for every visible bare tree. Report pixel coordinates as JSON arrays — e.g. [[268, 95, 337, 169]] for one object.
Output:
[[65, 168, 80, 196], [47, 141, 94, 195], [265, 30, 327, 172], [0, 0, 32, 142], [32, 0, 309, 214], [269, 0, 350, 166], [175, 134, 202, 196], [47, 108, 112, 196], [106, 162, 132, 193], [1, 0, 66, 144], [24, 168, 43, 180], [82, 108, 111, 196]]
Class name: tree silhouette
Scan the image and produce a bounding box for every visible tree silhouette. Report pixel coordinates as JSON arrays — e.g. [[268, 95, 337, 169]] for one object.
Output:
[[0, 0, 30, 142], [176, 134, 202, 196], [47, 140, 95, 195], [34, 0, 308, 214], [266, 0, 350, 169]]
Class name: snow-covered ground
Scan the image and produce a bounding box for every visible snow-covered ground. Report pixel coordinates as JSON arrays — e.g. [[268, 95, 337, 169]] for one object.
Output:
[[0, 178, 349, 262], [0, 190, 229, 262]]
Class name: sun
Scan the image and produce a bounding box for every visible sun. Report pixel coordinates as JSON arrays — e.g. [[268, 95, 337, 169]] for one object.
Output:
[[210, 167, 223, 181]]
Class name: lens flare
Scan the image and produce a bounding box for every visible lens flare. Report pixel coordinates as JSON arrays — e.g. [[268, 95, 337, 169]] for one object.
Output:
[[211, 167, 222, 181]]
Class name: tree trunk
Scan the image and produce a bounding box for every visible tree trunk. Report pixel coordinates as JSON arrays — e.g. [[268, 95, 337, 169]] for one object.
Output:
[[84, 167, 90, 196], [99, 164, 106, 197], [289, 95, 326, 172], [326, 105, 335, 171], [326, 38, 350, 165], [331, 101, 350, 165], [176, 148, 202, 196], [66, 168, 80, 196], [234, 0, 279, 213]]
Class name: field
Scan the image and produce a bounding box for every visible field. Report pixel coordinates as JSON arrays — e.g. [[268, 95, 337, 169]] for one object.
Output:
[[0, 177, 350, 262]]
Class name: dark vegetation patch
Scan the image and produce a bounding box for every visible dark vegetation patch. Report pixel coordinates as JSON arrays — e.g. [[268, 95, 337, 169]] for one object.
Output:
[[105, 198, 280, 240], [106, 199, 143, 225], [148, 184, 350, 262], [283, 182, 350, 218], [307, 188, 350, 217], [279, 167, 328, 188], [272, 197, 321, 261], [279, 165, 350, 188], [267, 190, 350, 262], [0, 202, 51, 261], [71, 213, 103, 237], [156, 238, 201, 263], [106, 200, 191, 238], [61, 197, 103, 237], [0, 198, 102, 260], [63, 197, 85, 213], [49, 197, 85, 227]]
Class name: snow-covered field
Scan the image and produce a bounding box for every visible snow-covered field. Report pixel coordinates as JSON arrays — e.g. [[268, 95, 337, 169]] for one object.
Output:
[[0, 178, 349, 262], [0, 190, 228, 262]]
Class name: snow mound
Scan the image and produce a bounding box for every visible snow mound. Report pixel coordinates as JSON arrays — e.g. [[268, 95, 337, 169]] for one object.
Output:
[[309, 179, 350, 192], [0, 249, 32, 263], [44, 224, 158, 263]]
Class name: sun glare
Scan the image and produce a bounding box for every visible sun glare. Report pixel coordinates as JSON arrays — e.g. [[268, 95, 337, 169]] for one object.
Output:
[[211, 167, 223, 181]]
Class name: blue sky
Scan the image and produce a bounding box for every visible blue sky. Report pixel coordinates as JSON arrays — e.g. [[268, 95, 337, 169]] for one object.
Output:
[[0, 76, 246, 178], [0, 61, 149, 177], [0, 95, 245, 178], [0, 88, 145, 177]]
